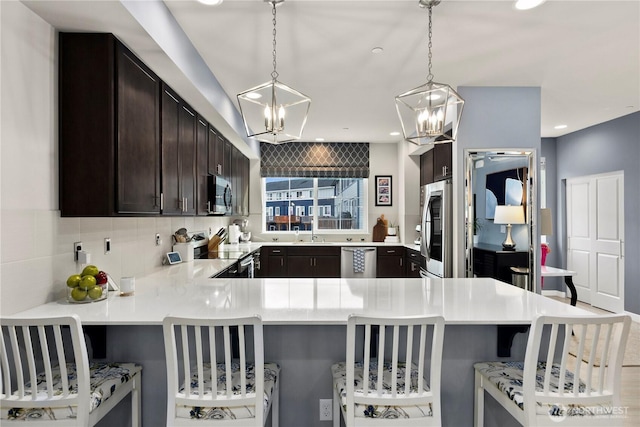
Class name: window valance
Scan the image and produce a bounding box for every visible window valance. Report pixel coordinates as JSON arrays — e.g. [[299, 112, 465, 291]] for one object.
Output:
[[260, 142, 369, 178]]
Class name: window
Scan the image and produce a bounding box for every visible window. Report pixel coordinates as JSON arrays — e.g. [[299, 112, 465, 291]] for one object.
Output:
[[263, 177, 367, 232]]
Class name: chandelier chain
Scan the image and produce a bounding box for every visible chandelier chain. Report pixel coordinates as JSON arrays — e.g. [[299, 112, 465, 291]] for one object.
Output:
[[271, 2, 279, 81], [427, 5, 434, 83]]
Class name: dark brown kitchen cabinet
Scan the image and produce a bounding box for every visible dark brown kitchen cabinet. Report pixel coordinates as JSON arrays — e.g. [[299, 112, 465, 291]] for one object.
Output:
[[473, 244, 529, 284], [196, 115, 209, 215], [433, 142, 452, 181], [420, 149, 434, 186], [59, 33, 161, 216], [208, 126, 232, 179], [161, 84, 196, 215], [419, 142, 452, 185], [287, 246, 341, 278], [376, 247, 405, 278], [405, 247, 422, 278], [232, 145, 242, 215], [262, 247, 288, 278]]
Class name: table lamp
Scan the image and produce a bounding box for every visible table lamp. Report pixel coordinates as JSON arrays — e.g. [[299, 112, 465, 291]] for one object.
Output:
[[493, 205, 525, 251]]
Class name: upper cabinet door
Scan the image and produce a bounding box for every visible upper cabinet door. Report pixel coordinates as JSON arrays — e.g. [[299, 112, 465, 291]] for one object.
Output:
[[117, 46, 161, 214], [161, 84, 196, 216], [433, 142, 452, 181], [196, 116, 209, 216], [161, 85, 181, 215], [179, 103, 197, 215], [59, 33, 161, 216]]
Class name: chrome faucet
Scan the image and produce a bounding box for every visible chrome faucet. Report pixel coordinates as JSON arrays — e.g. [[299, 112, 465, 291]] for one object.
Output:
[[311, 219, 317, 242]]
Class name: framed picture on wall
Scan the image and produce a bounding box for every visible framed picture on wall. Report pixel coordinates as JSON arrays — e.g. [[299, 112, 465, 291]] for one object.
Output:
[[375, 175, 392, 206]]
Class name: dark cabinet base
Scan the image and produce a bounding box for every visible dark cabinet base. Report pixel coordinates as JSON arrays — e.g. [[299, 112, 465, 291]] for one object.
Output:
[[473, 244, 529, 284]]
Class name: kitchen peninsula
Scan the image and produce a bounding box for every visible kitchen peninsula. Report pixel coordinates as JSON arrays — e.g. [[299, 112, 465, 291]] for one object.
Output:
[[11, 266, 589, 427]]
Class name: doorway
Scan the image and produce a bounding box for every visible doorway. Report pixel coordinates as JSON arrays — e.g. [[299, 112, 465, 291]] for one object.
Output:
[[566, 171, 625, 312]]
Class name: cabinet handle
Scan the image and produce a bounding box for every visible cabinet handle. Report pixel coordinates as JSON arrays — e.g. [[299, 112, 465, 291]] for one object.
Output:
[[387, 250, 395, 254], [442, 165, 448, 176], [272, 250, 281, 253], [217, 164, 222, 175], [207, 201, 211, 214], [280, 258, 284, 267], [400, 258, 403, 267], [160, 193, 164, 211], [310, 258, 313, 266]]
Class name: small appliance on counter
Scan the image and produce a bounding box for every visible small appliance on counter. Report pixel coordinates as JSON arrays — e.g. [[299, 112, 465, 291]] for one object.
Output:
[[414, 224, 421, 245], [172, 230, 208, 262], [227, 224, 241, 244], [233, 219, 251, 243]]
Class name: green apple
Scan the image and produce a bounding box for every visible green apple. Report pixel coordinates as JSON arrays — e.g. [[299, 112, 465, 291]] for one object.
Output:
[[66, 274, 82, 288], [88, 287, 103, 300], [81, 265, 99, 277], [79, 275, 97, 290], [71, 287, 87, 301]]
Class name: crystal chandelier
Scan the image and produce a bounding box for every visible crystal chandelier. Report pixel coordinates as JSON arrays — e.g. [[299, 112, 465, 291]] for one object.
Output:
[[395, 0, 464, 145], [237, 0, 311, 144]]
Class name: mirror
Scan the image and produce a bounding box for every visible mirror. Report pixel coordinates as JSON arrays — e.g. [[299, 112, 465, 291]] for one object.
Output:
[[464, 149, 537, 291]]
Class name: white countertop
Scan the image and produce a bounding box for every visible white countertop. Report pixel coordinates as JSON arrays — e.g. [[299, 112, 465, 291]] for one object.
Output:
[[11, 265, 589, 325]]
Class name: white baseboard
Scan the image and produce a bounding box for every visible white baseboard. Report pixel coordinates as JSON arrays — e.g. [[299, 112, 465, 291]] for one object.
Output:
[[541, 290, 566, 298], [625, 311, 640, 323]]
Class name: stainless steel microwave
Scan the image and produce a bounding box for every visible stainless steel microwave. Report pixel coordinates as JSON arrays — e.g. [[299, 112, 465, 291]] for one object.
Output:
[[207, 175, 232, 215]]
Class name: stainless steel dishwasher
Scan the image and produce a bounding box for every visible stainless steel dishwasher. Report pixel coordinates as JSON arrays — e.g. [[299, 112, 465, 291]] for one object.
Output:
[[341, 247, 377, 278]]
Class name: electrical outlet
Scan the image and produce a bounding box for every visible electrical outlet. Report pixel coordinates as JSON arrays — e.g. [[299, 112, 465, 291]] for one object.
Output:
[[74, 241, 83, 262], [319, 399, 332, 421], [104, 238, 111, 254], [500, 225, 506, 233]]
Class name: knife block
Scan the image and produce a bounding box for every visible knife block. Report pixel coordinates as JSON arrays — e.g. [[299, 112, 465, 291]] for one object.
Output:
[[208, 235, 222, 252]]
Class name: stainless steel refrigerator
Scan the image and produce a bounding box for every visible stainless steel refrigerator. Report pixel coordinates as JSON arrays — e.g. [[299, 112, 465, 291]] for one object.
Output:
[[420, 180, 453, 278]]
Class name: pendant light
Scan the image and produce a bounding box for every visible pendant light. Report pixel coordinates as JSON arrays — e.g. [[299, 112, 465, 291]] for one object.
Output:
[[237, 0, 311, 144], [395, 0, 464, 145]]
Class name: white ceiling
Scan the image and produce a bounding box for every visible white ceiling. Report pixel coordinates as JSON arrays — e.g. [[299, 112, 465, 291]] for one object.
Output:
[[22, 0, 640, 148]]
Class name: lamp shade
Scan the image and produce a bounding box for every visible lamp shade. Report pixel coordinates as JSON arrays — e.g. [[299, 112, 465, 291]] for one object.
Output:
[[493, 205, 525, 225], [540, 208, 553, 236]]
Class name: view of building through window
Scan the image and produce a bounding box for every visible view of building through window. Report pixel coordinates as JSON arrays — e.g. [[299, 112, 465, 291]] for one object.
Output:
[[264, 178, 366, 232]]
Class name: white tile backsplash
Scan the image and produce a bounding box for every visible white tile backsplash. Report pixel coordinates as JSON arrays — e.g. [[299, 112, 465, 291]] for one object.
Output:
[[0, 207, 237, 315]]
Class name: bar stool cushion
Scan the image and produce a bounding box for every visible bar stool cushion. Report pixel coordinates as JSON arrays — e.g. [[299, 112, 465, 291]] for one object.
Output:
[[474, 361, 612, 418], [175, 362, 280, 420], [2, 362, 141, 421], [331, 360, 434, 419]]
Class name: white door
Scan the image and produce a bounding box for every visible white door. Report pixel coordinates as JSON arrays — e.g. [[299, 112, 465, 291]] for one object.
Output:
[[566, 177, 592, 303], [566, 171, 624, 312]]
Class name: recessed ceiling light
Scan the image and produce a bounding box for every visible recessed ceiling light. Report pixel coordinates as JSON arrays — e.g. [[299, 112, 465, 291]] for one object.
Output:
[[315, 137, 325, 142], [371, 47, 384, 54], [197, 0, 223, 5], [245, 92, 262, 100], [554, 124, 568, 130], [515, 0, 546, 10], [389, 131, 401, 136]]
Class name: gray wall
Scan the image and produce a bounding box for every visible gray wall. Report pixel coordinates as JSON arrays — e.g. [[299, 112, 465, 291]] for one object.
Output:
[[540, 137, 561, 290], [453, 86, 542, 279], [554, 112, 640, 314]]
